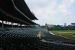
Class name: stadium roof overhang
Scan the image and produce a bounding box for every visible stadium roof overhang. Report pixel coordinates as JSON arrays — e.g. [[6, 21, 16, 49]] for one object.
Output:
[[13, 0, 37, 20], [0, 10, 29, 25], [0, 0, 37, 25]]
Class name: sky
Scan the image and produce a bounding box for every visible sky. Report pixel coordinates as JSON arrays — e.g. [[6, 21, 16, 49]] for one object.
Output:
[[25, 0, 75, 25]]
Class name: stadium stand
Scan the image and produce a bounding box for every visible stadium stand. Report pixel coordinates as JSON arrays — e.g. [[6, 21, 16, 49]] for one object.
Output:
[[0, 0, 75, 50]]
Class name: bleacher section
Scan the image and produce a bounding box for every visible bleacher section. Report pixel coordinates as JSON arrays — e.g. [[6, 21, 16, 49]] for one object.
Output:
[[0, 27, 75, 50]]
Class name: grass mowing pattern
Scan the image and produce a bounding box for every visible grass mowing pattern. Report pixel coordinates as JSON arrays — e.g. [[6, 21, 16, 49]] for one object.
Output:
[[50, 30, 75, 41]]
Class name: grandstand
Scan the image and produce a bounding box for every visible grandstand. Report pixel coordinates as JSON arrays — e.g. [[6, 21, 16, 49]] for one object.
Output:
[[0, 0, 75, 50]]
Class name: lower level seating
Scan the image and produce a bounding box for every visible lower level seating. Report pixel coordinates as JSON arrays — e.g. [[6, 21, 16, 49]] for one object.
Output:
[[0, 27, 75, 50]]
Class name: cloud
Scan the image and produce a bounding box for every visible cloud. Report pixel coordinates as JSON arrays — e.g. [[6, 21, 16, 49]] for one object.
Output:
[[58, 4, 70, 16], [58, 0, 75, 16], [25, 0, 75, 25]]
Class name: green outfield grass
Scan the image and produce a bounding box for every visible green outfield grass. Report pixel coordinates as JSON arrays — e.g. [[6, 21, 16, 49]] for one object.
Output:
[[51, 30, 75, 41]]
